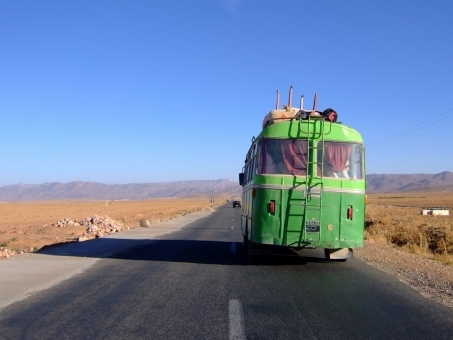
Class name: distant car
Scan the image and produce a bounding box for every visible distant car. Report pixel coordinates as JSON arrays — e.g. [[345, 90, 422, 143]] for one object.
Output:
[[232, 200, 241, 208]]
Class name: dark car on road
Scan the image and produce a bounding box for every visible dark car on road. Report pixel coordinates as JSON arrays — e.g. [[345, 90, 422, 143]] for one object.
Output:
[[232, 200, 241, 208]]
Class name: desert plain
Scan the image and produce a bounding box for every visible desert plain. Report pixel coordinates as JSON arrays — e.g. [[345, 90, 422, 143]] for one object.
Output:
[[0, 196, 230, 257]]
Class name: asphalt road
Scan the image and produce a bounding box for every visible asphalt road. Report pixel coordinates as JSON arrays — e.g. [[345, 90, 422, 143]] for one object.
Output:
[[1, 204, 453, 339]]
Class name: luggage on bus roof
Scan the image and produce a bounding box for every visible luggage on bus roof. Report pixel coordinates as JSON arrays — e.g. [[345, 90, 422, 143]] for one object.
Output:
[[262, 107, 338, 129]]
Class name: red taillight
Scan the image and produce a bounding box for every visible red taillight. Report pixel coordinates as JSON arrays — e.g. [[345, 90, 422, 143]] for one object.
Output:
[[269, 201, 275, 214], [252, 188, 256, 198], [347, 207, 353, 219]]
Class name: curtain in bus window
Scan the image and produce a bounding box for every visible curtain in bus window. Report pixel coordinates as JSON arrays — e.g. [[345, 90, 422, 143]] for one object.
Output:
[[259, 139, 307, 175], [281, 140, 307, 175], [324, 142, 352, 177]]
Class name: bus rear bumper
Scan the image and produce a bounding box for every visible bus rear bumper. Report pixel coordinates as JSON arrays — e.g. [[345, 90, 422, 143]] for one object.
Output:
[[324, 248, 353, 260]]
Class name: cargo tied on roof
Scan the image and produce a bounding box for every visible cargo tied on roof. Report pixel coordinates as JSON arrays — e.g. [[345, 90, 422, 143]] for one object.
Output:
[[262, 107, 299, 129], [261, 86, 339, 129]]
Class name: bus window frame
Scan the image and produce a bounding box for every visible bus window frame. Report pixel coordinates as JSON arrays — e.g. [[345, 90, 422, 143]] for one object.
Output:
[[257, 138, 308, 176], [244, 142, 258, 184], [317, 141, 364, 180]]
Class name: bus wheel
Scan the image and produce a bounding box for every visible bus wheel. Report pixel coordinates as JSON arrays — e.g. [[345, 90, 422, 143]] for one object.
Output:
[[243, 234, 249, 255], [243, 231, 255, 260]]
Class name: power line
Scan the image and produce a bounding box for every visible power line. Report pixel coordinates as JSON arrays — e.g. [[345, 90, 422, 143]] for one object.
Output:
[[366, 107, 453, 148], [367, 119, 453, 150]]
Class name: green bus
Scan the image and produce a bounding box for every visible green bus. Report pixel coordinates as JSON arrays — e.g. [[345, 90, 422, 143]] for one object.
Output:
[[239, 90, 365, 261]]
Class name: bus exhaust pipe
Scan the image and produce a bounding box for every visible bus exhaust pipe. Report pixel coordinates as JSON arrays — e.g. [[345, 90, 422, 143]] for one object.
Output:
[[288, 86, 293, 108], [313, 93, 318, 111]]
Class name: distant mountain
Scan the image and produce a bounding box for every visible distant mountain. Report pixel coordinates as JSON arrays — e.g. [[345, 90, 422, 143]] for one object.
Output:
[[2, 172, 452, 200], [366, 171, 453, 193], [0, 180, 242, 201]]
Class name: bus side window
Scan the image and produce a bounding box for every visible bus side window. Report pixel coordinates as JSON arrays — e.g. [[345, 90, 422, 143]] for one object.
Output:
[[249, 156, 256, 181], [244, 163, 249, 184], [246, 157, 254, 183]]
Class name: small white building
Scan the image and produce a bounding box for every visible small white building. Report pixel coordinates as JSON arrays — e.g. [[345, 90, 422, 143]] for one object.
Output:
[[421, 207, 450, 216]]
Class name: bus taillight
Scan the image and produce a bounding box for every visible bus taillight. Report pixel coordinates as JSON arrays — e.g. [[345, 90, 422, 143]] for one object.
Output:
[[347, 207, 353, 219], [269, 201, 275, 214]]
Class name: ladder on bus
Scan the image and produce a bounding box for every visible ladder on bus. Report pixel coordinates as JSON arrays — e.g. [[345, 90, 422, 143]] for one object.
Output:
[[299, 114, 326, 246]]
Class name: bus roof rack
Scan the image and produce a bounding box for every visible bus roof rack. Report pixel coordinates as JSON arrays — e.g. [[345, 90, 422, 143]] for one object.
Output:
[[262, 88, 338, 129]]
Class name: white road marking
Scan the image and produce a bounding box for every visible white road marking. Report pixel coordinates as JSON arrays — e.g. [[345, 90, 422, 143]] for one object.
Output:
[[229, 299, 246, 340], [230, 242, 236, 253], [231, 226, 234, 230]]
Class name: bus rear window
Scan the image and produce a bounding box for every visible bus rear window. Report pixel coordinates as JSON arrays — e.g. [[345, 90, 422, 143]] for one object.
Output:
[[258, 139, 308, 176], [318, 142, 363, 179]]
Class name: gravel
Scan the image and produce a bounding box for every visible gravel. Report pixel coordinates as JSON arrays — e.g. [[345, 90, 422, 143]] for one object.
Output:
[[355, 240, 453, 308]]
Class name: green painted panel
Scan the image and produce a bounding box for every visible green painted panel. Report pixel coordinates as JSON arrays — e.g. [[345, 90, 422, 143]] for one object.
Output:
[[249, 188, 364, 248]]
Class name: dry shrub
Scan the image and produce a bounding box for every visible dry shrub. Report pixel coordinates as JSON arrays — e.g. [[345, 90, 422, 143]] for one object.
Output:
[[378, 216, 392, 226], [365, 193, 453, 265]]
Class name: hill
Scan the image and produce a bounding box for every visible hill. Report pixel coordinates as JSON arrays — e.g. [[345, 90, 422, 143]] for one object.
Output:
[[2, 171, 452, 200], [366, 171, 453, 193], [0, 180, 242, 201]]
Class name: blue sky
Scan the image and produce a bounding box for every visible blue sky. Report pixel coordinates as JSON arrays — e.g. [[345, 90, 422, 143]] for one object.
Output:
[[1, 0, 452, 186]]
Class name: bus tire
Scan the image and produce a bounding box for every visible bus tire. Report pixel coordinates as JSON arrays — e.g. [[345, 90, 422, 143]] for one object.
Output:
[[243, 233, 249, 255], [324, 248, 330, 260]]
